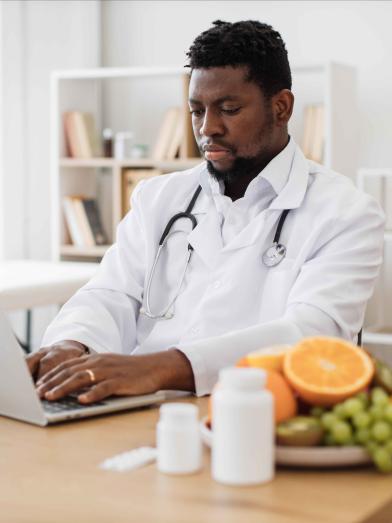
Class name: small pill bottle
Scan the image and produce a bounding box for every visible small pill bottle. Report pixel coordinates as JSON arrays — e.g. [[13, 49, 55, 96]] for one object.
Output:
[[211, 367, 275, 486], [156, 403, 202, 475]]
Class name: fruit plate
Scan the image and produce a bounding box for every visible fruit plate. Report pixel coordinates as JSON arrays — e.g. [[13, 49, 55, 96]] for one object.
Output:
[[200, 417, 372, 468]]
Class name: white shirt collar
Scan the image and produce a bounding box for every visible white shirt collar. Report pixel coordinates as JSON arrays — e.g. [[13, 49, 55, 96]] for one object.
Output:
[[199, 137, 296, 203]]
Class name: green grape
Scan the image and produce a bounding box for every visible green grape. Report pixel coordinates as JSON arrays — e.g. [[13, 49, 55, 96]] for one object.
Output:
[[371, 387, 390, 407], [343, 398, 364, 418], [331, 420, 353, 445], [321, 412, 338, 430], [333, 403, 348, 419], [355, 428, 371, 445], [369, 404, 385, 422], [371, 421, 392, 443], [310, 406, 325, 418], [366, 440, 379, 456], [342, 437, 356, 447], [384, 440, 392, 455], [355, 391, 369, 408], [352, 411, 371, 429], [323, 433, 336, 446], [373, 447, 392, 473], [384, 404, 392, 424]]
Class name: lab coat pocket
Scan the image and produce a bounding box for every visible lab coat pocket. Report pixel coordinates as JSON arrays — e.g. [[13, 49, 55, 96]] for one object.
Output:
[[260, 259, 298, 320]]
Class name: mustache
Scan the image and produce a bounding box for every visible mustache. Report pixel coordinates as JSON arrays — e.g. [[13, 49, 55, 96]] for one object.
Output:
[[198, 141, 235, 153]]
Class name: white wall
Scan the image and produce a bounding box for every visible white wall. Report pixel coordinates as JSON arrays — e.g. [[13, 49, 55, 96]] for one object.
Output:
[[101, 0, 392, 169], [0, 0, 101, 346], [0, 1, 27, 261]]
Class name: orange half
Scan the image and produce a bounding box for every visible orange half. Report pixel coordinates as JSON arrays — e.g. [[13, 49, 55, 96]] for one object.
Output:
[[283, 337, 374, 406], [236, 345, 292, 373]]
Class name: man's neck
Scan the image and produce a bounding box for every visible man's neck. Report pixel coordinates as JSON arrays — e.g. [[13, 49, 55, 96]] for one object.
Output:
[[224, 136, 289, 201]]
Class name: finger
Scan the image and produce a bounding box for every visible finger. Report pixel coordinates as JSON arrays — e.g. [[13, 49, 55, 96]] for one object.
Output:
[[25, 351, 46, 378], [41, 368, 101, 401], [36, 352, 70, 381], [78, 380, 118, 404], [37, 355, 89, 385], [36, 363, 90, 397]]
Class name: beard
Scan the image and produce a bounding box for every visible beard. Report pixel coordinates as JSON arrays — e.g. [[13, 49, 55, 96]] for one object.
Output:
[[206, 155, 265, 184]]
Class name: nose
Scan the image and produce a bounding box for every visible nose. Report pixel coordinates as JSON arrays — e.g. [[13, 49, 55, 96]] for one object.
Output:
[[199, 109, 224, 137]]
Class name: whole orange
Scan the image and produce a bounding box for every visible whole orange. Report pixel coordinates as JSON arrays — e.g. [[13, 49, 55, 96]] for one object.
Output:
[[207, 369, 297, 426]]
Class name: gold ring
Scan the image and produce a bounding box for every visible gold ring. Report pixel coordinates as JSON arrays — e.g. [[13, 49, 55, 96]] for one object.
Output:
[[85, 369, 96, 383]]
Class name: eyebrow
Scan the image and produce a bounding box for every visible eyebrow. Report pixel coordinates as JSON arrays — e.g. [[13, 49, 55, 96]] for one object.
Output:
[[188, 95, 242, 105]]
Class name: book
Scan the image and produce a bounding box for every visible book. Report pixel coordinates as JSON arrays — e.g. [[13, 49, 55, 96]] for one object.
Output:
[[63, 111, 100, 158], [72, 198, 96, 247], [301, 105, 315, 159], [81, 199, 108, 245], [63, 196, 108, 247], [122, 169, 161, 216], [152, 107, 181, 160], [166, 113, 183, 160], [310, 105, 325, 163], [301, 104, 325, 163], [63, 196, 85, 247]]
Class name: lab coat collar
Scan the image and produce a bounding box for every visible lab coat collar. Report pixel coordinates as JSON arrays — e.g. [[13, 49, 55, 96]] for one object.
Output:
[[197, 138, 309, 211], [187, 142, 310, 262], [268, 144, 309, 210]]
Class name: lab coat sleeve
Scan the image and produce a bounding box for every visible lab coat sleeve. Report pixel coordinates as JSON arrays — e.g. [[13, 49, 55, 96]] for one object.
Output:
[[177, 194, 385, 396], [41, 183, 147, 354]]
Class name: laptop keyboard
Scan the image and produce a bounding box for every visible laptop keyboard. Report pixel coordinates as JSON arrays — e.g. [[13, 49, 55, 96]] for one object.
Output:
[[41, 395, 106, 414]]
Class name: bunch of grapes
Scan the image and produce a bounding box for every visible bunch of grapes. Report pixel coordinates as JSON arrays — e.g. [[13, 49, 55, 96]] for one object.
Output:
[[311, 387, 392, 473]]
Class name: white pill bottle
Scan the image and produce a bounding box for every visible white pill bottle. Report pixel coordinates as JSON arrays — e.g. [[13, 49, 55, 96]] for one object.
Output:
[[211, 367, 275, 486]]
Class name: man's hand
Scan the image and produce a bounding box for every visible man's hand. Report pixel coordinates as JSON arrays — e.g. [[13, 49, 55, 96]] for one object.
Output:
[[35, 349, 195, 403], [26, 340, 88, 381]]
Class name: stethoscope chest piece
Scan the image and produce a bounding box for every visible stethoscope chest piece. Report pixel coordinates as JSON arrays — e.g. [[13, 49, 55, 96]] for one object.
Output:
[[262, 243, 287, 267]]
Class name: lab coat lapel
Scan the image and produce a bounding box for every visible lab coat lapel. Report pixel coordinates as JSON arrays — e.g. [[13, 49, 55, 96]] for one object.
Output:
[[187, 210, 224, 269]]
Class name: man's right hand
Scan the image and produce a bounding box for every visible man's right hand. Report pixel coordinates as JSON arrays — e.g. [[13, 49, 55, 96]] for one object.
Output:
[[26, 340, 88, 382]]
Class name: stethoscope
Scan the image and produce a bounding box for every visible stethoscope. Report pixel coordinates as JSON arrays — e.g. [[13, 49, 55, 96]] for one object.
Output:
[[140, 185, 290, 320]]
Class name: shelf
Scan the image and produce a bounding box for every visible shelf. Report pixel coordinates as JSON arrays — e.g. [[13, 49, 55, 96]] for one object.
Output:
[[60, 244, 111, 257], [59, 157, 202, 171], [363, 326, 392, 345]]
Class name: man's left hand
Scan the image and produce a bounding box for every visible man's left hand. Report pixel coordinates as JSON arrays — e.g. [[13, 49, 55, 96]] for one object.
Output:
[[35, 350, 195, 403]]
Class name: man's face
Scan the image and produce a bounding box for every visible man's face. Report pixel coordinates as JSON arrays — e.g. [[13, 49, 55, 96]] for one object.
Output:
[[189, 66, 278, 182]]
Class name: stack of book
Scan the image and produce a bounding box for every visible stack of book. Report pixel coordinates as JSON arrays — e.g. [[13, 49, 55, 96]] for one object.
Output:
[[301, 104, 325, 163], [63, 111, 101, 158], [63, 196, 108, 248], [122, 169, 161, 216], [152, 107, 184, 160]]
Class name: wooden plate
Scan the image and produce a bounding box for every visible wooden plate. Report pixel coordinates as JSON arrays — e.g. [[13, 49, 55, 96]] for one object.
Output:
[[200, 417, 372, 468]]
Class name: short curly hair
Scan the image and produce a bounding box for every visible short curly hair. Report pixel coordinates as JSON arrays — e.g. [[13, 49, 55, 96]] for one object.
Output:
[[186, 20, 291, 99]]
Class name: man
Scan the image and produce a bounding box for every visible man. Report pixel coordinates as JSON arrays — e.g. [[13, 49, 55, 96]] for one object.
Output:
[[28, 20, 384, 404]]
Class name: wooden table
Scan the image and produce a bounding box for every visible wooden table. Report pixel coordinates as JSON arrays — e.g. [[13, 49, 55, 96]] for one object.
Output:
[[1, 397, 391, 523]]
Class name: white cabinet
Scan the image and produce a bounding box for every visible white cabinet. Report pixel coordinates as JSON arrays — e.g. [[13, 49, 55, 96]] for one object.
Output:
[[357, 168, 392, 346], [50, 63, 357, 262]]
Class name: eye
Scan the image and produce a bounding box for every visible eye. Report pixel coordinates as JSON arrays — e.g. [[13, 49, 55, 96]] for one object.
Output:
[[221, 107, 241, 115], [190, 108, 204, 117]]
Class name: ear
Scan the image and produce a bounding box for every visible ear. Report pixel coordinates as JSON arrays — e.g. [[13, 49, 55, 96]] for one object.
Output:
[[272, 89, 294, 127]]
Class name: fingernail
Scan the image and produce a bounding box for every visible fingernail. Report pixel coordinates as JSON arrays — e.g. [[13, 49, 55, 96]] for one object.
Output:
[[45, 391, 54, 399], [78, 394, 88, 402]]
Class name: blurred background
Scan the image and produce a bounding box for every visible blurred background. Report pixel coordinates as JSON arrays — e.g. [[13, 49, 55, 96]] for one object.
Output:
[[0, 0, 391, 351]]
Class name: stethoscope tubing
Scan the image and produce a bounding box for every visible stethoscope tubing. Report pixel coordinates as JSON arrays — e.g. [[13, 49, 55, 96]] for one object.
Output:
[[141, 184, 290, 320]]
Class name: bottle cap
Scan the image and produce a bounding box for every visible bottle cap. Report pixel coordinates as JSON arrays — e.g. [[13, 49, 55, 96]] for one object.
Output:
[[218, 367, 266, 390], [102, 128, 113, 139], [159, 403, 198, 425]]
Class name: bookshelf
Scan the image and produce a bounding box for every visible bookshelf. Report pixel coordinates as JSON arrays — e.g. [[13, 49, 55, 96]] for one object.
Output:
[[50, 63, 357, 262], [357, 168, 392, 347]]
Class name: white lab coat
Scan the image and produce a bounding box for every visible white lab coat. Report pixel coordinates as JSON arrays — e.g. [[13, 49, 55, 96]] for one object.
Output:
[[43, 143, 385, 395]]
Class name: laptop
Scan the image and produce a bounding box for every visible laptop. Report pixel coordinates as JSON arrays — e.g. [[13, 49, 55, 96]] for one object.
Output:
[[0, 311, 178, 426]]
